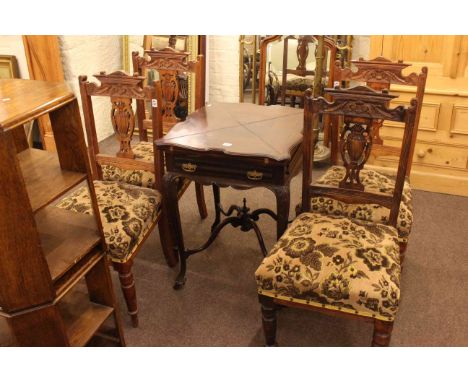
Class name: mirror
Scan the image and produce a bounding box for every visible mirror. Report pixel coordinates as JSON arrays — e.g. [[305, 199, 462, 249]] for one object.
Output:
[[239, 35, 262, 103], [255, 35, 353, 107]]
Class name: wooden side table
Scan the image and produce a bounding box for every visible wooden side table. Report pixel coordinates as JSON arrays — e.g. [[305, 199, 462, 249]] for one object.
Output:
[[156, 102, 303, 288]]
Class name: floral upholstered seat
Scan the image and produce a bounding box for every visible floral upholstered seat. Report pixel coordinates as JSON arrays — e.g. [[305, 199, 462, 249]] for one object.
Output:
[[286, 77, 314, 92], [255, 212, 401, 321], [101, 141, 155, 188], [311, 166, 413, 245], [56, 180, 161, 263]]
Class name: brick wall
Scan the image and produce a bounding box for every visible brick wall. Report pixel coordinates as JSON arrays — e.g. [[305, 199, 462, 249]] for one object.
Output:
[[208, 35, 240, 103], [60, 36, 122, 141]]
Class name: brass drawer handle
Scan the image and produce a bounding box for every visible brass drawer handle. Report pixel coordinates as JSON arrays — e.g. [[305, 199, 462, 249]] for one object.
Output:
[[182, 162, 197, 173], [247, 170, 263, 180]]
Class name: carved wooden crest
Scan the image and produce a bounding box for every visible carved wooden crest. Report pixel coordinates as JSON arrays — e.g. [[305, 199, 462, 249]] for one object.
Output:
[[336, 56, 424, 87], [143, 47, 189, 71], [84, 71, 148, 99], [324, 85, 404, 121]]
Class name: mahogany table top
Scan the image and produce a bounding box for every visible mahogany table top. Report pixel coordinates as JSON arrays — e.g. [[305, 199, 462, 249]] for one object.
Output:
[[156, 102, 303, 162]]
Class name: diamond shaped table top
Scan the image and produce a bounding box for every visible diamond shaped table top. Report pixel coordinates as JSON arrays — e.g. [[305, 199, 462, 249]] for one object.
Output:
[[155, 103, 304, 161]]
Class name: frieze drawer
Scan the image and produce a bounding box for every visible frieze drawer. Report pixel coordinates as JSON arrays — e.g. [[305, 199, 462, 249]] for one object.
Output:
[[170, 155, 277, 183]]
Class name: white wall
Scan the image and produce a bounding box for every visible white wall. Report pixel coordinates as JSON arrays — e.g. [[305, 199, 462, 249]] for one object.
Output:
[[352, 35, 371, 60], [208, 35, 240, 103], [59, 36, 122, 141], [0, 36, 29, 79]]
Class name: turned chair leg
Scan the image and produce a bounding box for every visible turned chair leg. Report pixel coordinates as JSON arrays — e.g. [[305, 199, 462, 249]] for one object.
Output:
[[372, 319, 394, 347], [195, 183, 208, 220], [113, 261, 139, 328], [259, 295, 278, 346]]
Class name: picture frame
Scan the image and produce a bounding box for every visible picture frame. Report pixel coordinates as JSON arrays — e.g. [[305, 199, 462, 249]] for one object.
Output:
[[0, 55, 19, 79]]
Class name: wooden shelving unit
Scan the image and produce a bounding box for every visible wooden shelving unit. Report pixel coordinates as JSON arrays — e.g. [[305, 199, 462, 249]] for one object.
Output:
[[0, 78, 125, 346]]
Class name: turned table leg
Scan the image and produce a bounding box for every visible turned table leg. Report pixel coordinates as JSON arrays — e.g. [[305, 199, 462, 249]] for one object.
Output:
[[272, 185, 291, 239]]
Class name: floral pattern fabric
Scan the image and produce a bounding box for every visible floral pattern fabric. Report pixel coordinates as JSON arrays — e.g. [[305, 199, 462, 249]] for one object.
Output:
[[101, 141, 155, 189], [286, 77, 314, 92], [311, 166, 413, 244], [56, 180, 161, 263], [255, 212, 401, 321]]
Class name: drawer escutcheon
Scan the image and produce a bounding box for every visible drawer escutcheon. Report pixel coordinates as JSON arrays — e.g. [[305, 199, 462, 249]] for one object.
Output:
[[247, 170, 263, 180], [182, 162, 197, 173]]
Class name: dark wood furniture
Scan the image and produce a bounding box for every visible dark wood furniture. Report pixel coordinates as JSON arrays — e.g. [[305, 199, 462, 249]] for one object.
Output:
[[156, 102, 304, 289], [132, 47, 208, 222], [56, 72, 171, 328], [0, 78, 125, 346], [255, 85, 418, 346]]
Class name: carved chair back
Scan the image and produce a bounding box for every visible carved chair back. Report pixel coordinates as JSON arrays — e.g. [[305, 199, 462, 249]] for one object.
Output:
[[330, 57, 427, 175], [258, 35, 337, 106], [78, 71, 163, 189], [302, 85, 418, 228], [132, 47, 205, 139]]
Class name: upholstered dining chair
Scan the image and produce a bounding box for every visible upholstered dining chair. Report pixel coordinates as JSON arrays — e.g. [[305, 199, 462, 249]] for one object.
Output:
[[56, 71, 168, 327], [132, 47, 208, 222], [255, 85, 418, 346], [316, 57, 427, 255]]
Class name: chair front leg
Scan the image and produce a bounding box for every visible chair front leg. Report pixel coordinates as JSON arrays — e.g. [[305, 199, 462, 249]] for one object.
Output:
[[259, 295, 278, 346], [113, 260, 139, 328], [372, 319, 394, 347]]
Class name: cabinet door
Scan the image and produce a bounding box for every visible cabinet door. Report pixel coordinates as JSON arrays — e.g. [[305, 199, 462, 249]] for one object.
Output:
[[369, 35, 468, 196]]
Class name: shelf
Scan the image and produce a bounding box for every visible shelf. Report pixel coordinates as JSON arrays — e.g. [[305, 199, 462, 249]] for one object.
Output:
[[35, 205, 101, 284], [17, 148, 87, 212], [58, 289, 114, 347]]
